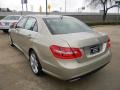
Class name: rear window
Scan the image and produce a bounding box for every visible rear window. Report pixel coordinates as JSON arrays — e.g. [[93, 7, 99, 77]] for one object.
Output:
[[3, 16, 20, 20], [44, 17, 92, 35]]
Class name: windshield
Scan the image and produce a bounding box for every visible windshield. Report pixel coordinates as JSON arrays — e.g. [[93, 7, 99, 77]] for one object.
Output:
[[3, 16, 20, 20], [44, 17, 92, 35]]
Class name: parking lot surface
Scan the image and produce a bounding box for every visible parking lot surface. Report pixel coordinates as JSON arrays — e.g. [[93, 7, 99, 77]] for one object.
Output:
[[0, 25, 120, 90]]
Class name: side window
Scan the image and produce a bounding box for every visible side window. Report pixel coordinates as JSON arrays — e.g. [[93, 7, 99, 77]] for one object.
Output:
[[17, 17, 28, 28], [33, 22, 38, 32], [24, 18, 36, 31]]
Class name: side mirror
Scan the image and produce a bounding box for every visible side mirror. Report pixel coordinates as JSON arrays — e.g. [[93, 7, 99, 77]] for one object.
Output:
[[10, 22, 17, 29]]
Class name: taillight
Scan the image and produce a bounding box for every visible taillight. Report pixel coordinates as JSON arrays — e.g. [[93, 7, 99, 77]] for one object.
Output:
[[50, 45, 83, 60], [107, 36, 111, 48]]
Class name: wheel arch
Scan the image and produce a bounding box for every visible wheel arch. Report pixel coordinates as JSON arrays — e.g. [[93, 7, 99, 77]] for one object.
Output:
[[28, 48, 34, 56], [28, 47, 43, 67]]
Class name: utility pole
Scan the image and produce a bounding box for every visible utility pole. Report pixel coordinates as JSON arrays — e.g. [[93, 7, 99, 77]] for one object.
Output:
[[22, 3, 24, 11], [46, 0, 48, 15], [25, 0, 28, 11], [21, 0, 24, 15], [21, 0, 24, 11], [26, 3, 28, 11], [21, 0, 28, 12]]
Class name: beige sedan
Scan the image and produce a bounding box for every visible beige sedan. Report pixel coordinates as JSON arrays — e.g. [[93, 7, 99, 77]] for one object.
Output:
[[9, 15, 112, 80]]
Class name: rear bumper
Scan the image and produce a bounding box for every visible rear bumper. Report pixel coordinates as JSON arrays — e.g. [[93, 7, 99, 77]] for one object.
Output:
[[68, 61, 109, 81], [0, 26, 9, 30], [44, 50, 111, 80]]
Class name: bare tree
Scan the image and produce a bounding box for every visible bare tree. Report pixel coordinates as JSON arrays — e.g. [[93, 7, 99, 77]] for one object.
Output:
[[86, 0, 118, 21]]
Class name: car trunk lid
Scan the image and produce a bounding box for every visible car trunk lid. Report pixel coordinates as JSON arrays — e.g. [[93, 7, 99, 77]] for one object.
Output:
[[54, 32, 107, 47], [53, 31, 108, 62], [0, 20, 17, 26]]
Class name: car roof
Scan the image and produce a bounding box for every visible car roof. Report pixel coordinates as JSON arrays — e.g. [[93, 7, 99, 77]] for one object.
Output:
[[23, 15, 69, 19], [6, 15, 22, 17]]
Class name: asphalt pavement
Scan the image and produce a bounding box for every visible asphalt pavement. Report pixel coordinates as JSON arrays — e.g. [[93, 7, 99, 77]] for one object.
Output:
[[0, 25, 120, 90]]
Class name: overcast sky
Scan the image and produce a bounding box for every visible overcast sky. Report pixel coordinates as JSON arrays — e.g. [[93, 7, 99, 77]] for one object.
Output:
[[0, 0, 118, 13]]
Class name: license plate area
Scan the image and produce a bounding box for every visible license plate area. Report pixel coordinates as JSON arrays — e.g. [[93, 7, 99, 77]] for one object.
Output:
[[5, 22, 9, 26], [90, 45, 100, 54]]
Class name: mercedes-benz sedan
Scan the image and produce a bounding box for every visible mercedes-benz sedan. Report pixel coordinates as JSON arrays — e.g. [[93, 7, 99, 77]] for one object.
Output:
[[9, 15, 112, 80], [0, 15, 21, 33]]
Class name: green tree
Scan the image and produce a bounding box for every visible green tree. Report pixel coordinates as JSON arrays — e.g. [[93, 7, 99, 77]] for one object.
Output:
[[86, 0, 118, 21]]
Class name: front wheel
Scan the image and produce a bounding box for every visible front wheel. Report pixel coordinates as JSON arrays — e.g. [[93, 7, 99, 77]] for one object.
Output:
[[3, 30, 8, 33], [29, 51, 43, 75]]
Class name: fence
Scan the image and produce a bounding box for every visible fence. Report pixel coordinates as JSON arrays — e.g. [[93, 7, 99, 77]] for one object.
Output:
[[0, 12, 120, 23]]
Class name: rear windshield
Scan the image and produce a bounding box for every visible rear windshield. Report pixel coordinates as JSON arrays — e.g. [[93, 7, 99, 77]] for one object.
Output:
[[44, 17, 92, 35], [3, 16, 20, 20]]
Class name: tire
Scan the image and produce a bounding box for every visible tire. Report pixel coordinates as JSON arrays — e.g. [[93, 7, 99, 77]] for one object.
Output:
[[3, 30, 8, 33], [29, 50, 43, 75], [8, 34, 14, 47]]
